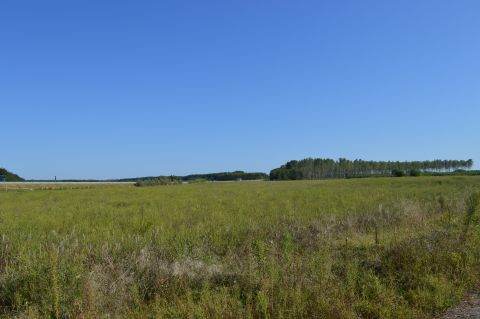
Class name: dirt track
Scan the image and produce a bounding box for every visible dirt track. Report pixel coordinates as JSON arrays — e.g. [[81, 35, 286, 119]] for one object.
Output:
[[439, 292, 480, 318]]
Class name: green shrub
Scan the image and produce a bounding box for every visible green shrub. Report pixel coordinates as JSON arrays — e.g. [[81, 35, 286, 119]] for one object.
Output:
[[392, 169, 406, 177], [409, 170, 422, 177]]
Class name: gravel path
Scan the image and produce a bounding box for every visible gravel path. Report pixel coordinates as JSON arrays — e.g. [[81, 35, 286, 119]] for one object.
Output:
[[439, 292, 480, 318]]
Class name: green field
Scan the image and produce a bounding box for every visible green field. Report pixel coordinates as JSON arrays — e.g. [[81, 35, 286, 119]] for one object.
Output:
[[1, 177, 480, 318]]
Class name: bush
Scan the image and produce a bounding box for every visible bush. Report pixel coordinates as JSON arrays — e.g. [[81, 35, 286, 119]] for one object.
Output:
[[409, 170, 422, 177], [134, 178, 180, 187], [392, 169, 406, 177]]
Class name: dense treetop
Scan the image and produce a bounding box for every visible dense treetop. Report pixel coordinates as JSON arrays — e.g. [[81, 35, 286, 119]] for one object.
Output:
[[0, 168, 24, 181]]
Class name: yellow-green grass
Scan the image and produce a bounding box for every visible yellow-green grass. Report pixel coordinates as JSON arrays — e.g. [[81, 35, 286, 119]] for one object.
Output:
[[0, 182, 134, 191], [0, 177, 479, 318]]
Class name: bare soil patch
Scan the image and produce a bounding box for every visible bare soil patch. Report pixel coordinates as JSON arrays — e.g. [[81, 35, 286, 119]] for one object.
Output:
[[439, 292, 480, 319]]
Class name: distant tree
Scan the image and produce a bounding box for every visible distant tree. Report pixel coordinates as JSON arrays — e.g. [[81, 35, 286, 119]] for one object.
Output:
[[467, 159, 474, 169], [184, 171, 268, 181], [0, 168, 24, 181]]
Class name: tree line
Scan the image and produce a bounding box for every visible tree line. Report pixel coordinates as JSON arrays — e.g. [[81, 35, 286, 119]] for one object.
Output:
[[182, 171, 268, 181], [2, 160, 476, 183], [270, 158, 474, 180], [119, 171, 268, 183]]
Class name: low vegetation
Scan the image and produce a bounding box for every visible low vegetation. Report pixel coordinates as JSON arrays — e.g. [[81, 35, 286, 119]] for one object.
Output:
[[0, 177, 479, 318]]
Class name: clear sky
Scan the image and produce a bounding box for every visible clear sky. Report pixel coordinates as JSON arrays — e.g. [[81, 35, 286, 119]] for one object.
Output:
[[1, 1, 479, 180]]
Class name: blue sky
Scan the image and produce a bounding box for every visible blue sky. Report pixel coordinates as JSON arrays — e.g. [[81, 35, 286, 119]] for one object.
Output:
[[1, 0, 479, 179]]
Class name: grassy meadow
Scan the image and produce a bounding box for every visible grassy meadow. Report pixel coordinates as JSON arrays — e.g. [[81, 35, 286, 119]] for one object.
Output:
[[0, 177, 480, 318]]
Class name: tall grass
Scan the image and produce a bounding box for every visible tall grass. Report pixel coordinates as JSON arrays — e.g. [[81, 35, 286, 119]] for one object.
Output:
[[0, 177, 479, 318]]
